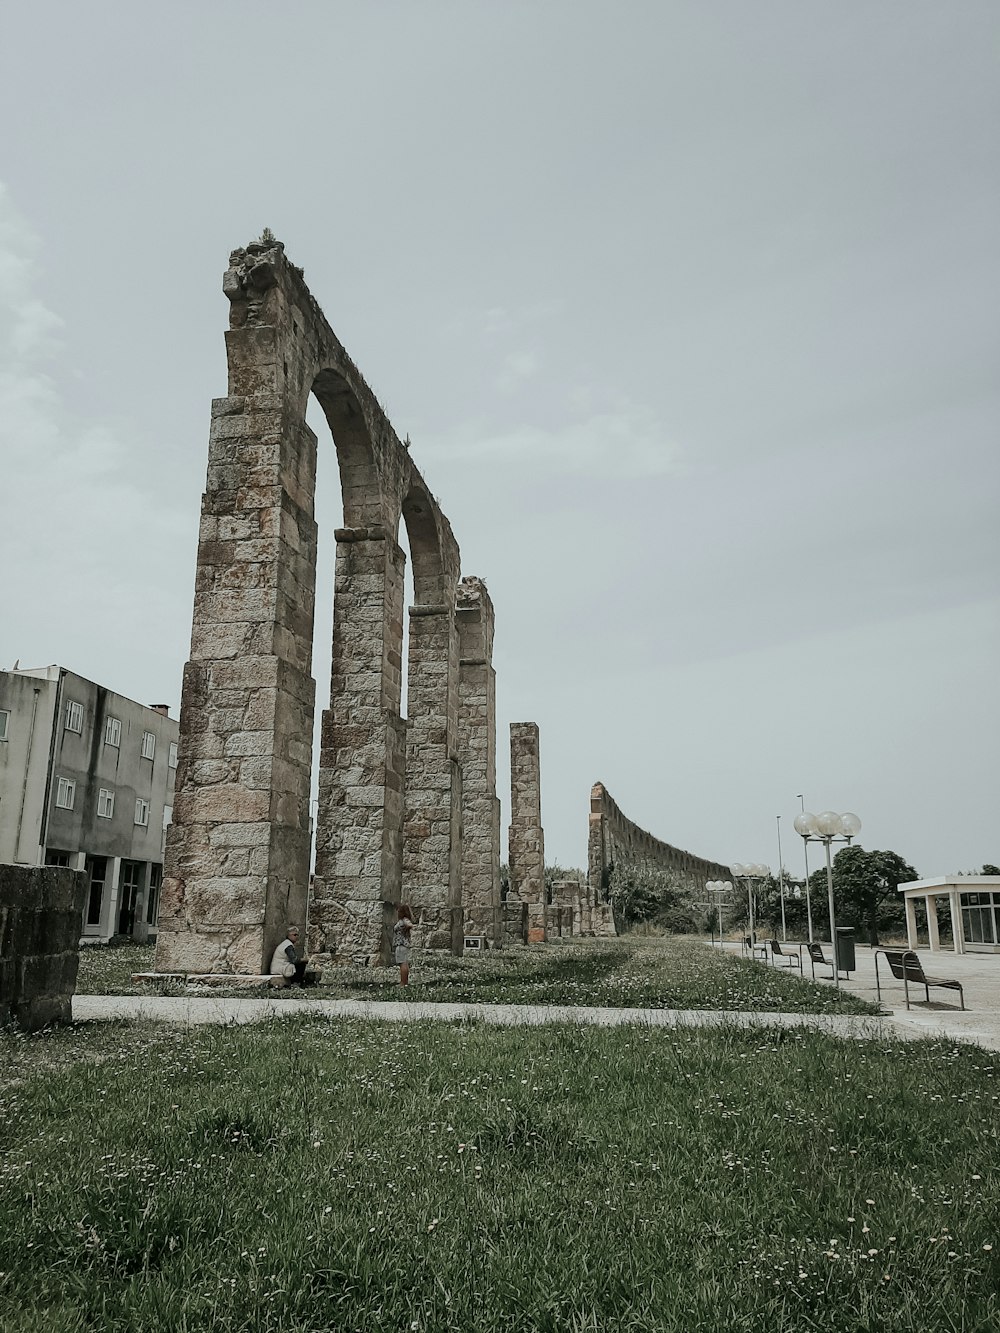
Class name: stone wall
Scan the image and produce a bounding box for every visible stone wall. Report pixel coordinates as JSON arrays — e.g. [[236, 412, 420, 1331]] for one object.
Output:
[[508, 723, 546, 943], [587, 781, 730, 931], [1, 865, 85, 1031]]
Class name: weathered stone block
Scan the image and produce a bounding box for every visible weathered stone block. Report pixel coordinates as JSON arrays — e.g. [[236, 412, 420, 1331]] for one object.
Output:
[[0, 867, 86, 1033]]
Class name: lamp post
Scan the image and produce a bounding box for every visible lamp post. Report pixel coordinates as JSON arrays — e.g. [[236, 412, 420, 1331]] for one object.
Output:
[[793, 810, 862, 988], [776, 815, 787, 942], [796, 794, 814, 943], [731, 863, 770, 948], [706, 879, 734, 947]]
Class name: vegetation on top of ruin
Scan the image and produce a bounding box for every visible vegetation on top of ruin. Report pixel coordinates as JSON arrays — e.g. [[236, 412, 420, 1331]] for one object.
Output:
[[1, 1017, 997, 1331]]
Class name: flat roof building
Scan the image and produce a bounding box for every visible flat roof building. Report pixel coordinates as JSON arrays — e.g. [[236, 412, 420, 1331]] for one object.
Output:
[[0, 665, 178, 943]]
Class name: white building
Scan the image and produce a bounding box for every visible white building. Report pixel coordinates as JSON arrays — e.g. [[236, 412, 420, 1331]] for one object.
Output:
[[898, 876, 1000, 955], [0, 665, 178, 943]]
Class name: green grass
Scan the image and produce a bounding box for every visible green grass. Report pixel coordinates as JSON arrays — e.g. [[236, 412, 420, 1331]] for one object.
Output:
[[1, 1018, 997, 1331], [77, 935, 879, 1015]]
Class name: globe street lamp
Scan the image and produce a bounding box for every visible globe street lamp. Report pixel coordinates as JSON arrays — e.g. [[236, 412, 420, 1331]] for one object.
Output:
[[706, 879, 734, 947], [731, 863, 770, 950], [793, 810, 862, 988]]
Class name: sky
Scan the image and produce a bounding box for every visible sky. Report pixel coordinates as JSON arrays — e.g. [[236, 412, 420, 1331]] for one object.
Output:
[[1, 1, 997, 880]]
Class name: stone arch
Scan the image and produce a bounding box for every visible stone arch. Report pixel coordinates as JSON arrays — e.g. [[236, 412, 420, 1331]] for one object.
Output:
[[312, 369, 382, 530], [155, 236, 493, 975]]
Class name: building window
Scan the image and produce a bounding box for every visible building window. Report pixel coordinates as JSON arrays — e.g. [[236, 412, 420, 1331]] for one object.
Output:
[[168, 741, 178, 768], [97, 788, 115, 819], [105, 716, 122, 747], [45, 849, 71, 867], [55, 777, 76, 810], [141, 731, 156, 760], [65, 700, 84, 733], [0, 709, 9, 741], [134, 798, 150, 827]]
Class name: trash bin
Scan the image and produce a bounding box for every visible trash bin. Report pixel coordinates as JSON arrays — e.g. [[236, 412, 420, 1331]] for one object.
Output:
[[835, 927, 856, 975]]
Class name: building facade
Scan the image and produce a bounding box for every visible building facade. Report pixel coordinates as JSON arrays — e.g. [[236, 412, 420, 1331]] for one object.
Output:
[[0, 666, 178, 943]]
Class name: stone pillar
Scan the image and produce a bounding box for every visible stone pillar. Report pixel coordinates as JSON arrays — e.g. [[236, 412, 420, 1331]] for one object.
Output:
[[508, 723, 546, 943], [311, 526, 406, 964], [456, 578, 501, 947], [587, 784, 606, 912], [404, 601, 461, 952], [156, 395, 318, 975], [0, 866, 86, 1031]]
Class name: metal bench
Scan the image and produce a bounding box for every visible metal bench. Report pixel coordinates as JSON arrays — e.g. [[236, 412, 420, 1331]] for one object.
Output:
[[742, 935, 768, 962], [875, 949, 965, 1011], [805, 941, 844, 981], [768, 939, 802, 970]]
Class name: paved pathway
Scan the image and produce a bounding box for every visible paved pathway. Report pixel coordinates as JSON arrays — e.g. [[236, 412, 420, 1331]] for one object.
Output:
[[72, 940, 1000, 1050]]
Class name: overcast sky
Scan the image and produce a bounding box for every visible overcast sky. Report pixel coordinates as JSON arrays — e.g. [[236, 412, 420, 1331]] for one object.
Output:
[[2, 1, 997, 880]]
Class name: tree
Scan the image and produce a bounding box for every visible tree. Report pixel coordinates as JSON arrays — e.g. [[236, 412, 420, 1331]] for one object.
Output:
[[983, 864, 1000, 876], [808, 845, 918, 945], [606, 863, 700, 932]]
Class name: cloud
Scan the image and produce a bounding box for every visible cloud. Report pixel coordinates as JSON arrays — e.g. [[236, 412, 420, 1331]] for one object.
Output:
[[417, 399, 683, 481], [496, 348, 541, 391], [0, 184, 190, 696]]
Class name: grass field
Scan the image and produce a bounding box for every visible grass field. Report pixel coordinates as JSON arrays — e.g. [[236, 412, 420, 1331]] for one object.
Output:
[[77, 935, 880, 1015], [1, 1017, 997, 1332]]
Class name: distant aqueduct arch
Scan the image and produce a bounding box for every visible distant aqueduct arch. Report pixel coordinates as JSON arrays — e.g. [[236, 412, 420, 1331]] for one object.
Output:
[[155, 237, 501, 974]]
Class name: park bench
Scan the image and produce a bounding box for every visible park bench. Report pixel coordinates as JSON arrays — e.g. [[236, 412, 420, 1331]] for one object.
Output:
[[874, 949, 965, 1011], [768, 940, 802, 970], [742, 936, 768, 962], [804, 941, 845, 982]]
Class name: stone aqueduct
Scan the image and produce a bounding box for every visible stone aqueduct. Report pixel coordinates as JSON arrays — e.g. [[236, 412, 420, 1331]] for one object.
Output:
[[587, 783, 731, 908], [155, 236, 502, 973], [155, 238, 726, 975]]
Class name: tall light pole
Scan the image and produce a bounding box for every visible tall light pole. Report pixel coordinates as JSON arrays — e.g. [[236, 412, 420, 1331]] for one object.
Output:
[[793, 810, 862, 988], [796, 794, 814, 943], [776, 815, 787, 942]]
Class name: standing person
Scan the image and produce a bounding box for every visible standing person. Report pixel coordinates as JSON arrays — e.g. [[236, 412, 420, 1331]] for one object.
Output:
[[270, 926, 307, 987], [393, 904, 414, 985]]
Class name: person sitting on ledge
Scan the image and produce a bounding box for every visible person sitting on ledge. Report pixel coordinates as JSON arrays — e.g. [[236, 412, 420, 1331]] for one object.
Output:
[[270, 926, 308, 987]]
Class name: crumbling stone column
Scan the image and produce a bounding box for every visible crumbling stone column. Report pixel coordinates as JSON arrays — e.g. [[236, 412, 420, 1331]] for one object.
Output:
[[156, 395, 318, 974], [1, 866, 86, 1030], [311, 526, 406, 964], [456, 578, 501, 946], [508, 722, 546, 943], [551, 880, 581, 936], [404, 600, 462, 953]]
